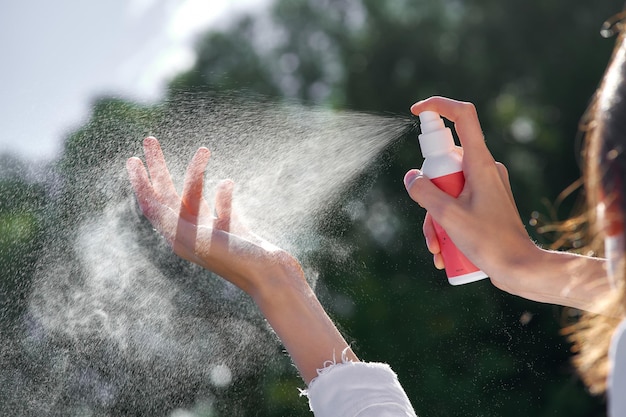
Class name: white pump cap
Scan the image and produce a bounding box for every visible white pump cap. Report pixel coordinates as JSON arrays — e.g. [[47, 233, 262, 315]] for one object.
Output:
[[418, 111, 455, 157]]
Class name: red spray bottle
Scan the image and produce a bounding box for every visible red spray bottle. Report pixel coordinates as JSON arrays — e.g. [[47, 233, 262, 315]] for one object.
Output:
[[418, 111, 488, 285]]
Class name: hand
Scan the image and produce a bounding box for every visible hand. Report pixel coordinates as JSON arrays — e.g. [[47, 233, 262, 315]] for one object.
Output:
[[127, 137, 357, 383], [404, 97, 541, 295], [404, 97, 611, 311], [126, 137, 304, 298]]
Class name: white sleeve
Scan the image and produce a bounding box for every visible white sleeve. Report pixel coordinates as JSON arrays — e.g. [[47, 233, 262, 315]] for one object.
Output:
[[609, 319, 626, 417], [301, 353, 417, 417]]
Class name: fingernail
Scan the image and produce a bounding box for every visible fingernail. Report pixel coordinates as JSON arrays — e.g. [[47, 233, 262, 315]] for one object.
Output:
[[403, 169, 421, 188]]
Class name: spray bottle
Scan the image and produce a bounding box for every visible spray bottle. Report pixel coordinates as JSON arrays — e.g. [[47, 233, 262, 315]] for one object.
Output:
[[418, 111, 488, 285]]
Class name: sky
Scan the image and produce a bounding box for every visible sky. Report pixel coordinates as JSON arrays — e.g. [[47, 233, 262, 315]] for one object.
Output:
[[0, 0, 269, 161]]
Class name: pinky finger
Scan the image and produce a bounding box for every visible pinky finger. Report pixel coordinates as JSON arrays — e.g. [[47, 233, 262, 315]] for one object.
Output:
[[433, 253, 445, 270], [423, 213, 441, 255], [127, 157, 156, 217]]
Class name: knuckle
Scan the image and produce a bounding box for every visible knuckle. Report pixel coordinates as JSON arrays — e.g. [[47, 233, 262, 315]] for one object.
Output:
[[460, 101, 477, 116]]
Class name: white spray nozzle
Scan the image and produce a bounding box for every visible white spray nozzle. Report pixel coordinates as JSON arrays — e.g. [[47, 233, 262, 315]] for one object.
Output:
[[417, 111, 454, 157], [419, 111, 446, 134]]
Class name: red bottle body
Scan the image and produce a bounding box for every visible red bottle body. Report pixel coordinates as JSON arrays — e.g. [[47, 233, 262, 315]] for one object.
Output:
[[418, 111, 488, 285]]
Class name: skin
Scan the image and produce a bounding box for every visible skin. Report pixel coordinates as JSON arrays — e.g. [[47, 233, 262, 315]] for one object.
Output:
[[405, 96, 610, 313], [127, 137, 357, 385]]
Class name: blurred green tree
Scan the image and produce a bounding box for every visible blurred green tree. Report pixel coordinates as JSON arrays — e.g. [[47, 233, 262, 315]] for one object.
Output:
[[0, 155, 45, 327]]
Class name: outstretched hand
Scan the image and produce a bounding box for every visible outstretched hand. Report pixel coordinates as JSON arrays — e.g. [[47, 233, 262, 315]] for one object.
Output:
[[127, 137, 357, 384], [126, 137, 303, 298]]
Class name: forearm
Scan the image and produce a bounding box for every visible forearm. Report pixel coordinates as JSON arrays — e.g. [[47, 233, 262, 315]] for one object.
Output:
[[500, 246, 610, 313], [251, 268, 358, 384]]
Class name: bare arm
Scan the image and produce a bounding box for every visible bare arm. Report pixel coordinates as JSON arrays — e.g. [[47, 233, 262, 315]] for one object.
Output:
[[127, 137, 357, 384], [507, 248, 609, 312], [405, 97, 611, 313]]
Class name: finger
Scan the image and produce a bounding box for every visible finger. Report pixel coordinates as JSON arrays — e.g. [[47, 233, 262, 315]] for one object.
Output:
[[410, 97, 494, 168], [127, 155, 182, 241], [495, 162, 513, 201], [143, 137, 180, 204], [495, 161, 523, 220], [433, 253, 445, 270], [423, 212, 441, 255], [404, 169, 457, 217], [127, 157, 156, 217], [211, 179, 267, 247], [181, 147, 211, 218], [214, 179, 235, 233], [423, 211, 445, 270]]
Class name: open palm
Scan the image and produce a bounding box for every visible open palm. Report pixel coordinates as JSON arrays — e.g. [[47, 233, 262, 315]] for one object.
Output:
[[126, 137, 303, 297]]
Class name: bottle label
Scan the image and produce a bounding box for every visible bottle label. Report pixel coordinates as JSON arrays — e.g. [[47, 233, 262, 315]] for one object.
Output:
[[430, 171, 482, 278]]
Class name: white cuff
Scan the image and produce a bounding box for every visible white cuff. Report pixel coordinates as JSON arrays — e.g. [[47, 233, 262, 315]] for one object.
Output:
[[301, 353, 417, 417]]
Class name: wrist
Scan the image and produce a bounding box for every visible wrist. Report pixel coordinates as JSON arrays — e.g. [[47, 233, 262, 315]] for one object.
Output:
[[509, 247, 580, 306], [486, 239, 543, 296], [491, 244, 610, 311], [248, 251, 309, 305]]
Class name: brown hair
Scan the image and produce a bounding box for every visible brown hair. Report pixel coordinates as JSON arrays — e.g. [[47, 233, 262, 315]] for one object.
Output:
[[566, 14, 626, 394]]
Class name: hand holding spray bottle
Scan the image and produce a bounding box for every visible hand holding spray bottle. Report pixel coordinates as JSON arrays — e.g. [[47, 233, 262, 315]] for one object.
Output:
[[417, 111, 488, 285]]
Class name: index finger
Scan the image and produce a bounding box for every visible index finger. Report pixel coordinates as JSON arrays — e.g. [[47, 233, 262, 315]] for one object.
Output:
[[410, 96, 494, 166]]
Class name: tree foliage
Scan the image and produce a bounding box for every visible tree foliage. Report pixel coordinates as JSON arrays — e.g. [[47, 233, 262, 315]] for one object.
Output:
[[1, 0, 624, 416]]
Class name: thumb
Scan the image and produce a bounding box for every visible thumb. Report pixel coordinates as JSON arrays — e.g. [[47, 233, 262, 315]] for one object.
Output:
[[404, 169, 456, 217]]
